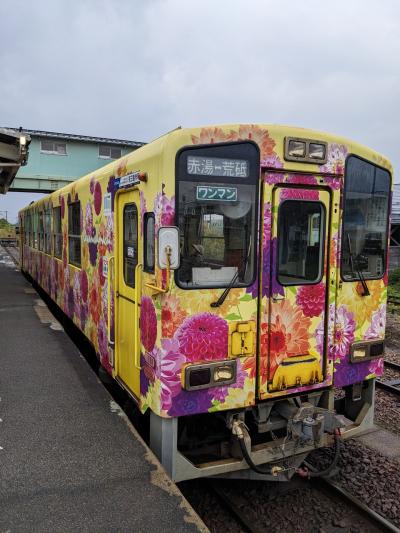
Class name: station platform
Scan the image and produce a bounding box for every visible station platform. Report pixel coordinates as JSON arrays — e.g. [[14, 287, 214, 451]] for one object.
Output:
[[0, 251, 207, 532]]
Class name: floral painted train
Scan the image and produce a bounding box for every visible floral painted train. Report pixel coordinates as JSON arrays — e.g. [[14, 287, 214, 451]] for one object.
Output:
[[19, 124, 392, 481]]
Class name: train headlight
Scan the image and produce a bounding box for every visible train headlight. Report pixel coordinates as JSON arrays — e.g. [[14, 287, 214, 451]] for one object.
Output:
[[353, 347, 367, 359], [350, 340, 385, 362], [213, 365, 235, 382], [184, 360, 236, 391]]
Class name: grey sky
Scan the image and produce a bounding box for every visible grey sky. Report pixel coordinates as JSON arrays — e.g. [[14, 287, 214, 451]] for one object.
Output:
[[1, 0, 399, 221]]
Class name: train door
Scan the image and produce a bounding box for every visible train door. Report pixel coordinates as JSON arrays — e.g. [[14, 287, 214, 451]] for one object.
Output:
[[259, 185, 331, 398], [115, 189, 142, 399]]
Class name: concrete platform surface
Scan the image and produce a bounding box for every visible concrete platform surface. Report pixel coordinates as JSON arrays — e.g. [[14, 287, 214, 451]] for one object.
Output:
[[355, 426, 400, 462], [0, 253, 207, 532]]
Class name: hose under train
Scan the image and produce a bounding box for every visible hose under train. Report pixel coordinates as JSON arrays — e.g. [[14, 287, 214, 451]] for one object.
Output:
[[296, 430, 341, 479], [232, 420, 341, 478]]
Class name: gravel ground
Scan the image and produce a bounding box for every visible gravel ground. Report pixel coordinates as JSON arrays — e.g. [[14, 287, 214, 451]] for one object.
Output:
[[385, 313, 400, 355], [180, 473, 381, 533], [373, 313, 400, 435], [375, 389, 400, 436], [309, 439, 400, 528]]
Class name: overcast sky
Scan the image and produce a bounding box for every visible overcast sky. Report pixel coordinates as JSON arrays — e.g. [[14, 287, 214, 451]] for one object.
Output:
[[1, 0, 399, 221]]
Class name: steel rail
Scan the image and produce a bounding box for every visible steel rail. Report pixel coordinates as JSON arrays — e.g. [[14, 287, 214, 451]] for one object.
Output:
[[312, 476, 400, 533], [376, 379, 400, 396], [384, 360, 400, 372], [208, 482, 265, 533]]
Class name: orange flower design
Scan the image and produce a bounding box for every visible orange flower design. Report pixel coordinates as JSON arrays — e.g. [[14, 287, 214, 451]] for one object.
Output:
[[115, 157, 128, 177], [243, 301, 311, 384], [238, 124, 276, 160], [191, 127, 230, 145], [161, 295, 188, 338], [269, 300, 311, 377]]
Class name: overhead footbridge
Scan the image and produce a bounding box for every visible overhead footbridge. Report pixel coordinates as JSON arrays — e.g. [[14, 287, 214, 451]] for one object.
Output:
[[0, 128, 30, 194]]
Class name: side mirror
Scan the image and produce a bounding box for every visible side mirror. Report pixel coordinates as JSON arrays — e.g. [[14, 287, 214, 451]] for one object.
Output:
[[158, 226, 180, 269]]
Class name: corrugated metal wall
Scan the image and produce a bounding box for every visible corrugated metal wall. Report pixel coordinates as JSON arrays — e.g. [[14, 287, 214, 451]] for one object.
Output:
[[390, 183, 400, 271]]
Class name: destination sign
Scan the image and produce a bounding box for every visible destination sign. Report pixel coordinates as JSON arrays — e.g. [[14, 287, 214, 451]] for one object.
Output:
[[196, 185, 238, 202], [187, 156, 249, 178]]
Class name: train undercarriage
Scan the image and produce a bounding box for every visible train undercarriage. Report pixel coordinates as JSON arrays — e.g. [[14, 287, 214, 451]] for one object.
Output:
[[150, 380, 375, 482]]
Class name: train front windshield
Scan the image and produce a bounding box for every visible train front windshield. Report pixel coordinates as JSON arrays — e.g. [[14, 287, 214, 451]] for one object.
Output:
[[176, 142, 259, 289], [342, 156, 391, 280]]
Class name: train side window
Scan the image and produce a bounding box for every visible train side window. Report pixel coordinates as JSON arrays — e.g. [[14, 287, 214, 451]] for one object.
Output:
[[44, 209, 52, 254], [33, 210, 38, 249], [25, 213, 30, 246], [68, 202, 81, 267], [38, 211, 44, 251], [53, 206, 62, 258], [144, 212, 155, 273], [123, 203, 138, 287], [277, 200, 325, 285]]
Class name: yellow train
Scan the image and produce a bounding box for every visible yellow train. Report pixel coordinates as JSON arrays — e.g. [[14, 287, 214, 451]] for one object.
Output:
[[19, 124, 391, 481]]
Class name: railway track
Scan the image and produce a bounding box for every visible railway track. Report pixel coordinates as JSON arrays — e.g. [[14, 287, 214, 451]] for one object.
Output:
[[205, 474, 400, 533], [312, 476, 400, 533], [376, 359, 400, 397]]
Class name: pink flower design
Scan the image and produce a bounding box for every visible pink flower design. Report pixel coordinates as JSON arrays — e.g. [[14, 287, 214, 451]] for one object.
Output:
[[320, 144, 348, 176], [286, 174, 318, 187], [364, 304, 386, 339], [264, 172, 282, 185], [296, 283, 326, 318], [176, 313, 228, 362], [154, 192, 175, 229], [280, 187, 319, 201], [140, 296, 157, 352], [317, 305, 355, 360], [261, 154, 284, 169], [368, 357, 384, 377], [156, 339, 186, 411], [85, 202, 95, 237]]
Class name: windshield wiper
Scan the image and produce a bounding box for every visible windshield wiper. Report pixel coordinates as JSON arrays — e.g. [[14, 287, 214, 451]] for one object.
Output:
[[346, 233, 370, 296], [211, 236, 251, 308]]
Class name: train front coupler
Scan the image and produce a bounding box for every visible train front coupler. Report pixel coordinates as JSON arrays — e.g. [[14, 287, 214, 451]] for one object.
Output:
[[229, 400, 344, 480]]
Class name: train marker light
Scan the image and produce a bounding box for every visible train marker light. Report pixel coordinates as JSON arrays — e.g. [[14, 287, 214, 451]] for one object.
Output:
[[287, 140, 306, 158], [184, 360, 236, 391], [284, 137, 328, 164], [308, 143, 326, 160]]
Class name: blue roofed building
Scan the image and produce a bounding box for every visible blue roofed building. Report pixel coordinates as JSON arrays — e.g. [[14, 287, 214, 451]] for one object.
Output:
[[4, 128, 144, 193]]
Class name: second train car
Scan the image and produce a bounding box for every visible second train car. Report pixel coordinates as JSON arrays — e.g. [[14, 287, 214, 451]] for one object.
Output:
[[19, 124, 392, 481]]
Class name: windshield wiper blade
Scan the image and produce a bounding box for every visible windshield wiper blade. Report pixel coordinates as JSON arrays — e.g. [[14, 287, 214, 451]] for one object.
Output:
[[210, 270, 240, 308], [211, 236, 251, 308], [346, 233, 370, 296]]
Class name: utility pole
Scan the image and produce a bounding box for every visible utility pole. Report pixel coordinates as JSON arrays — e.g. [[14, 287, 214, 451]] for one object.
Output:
[[0, 211, 8, 222]]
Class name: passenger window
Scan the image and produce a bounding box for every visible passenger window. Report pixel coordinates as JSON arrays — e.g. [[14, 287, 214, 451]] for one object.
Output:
[[38, 211, 44, 251], [123, 204, 138, 287], [144, 212, 155, 273], [53, 206, 62, 259], [277, 200, 325, 285], [68, 202, 81, 267]]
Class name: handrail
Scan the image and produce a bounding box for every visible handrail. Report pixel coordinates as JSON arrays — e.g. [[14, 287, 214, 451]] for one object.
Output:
[[145, 245, 172, 294], [134, 263, 143, 370], [107, 256, 115, 347]]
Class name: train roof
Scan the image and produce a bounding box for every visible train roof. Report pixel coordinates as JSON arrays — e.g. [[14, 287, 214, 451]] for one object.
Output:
[[20, 123, 393, 213]]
